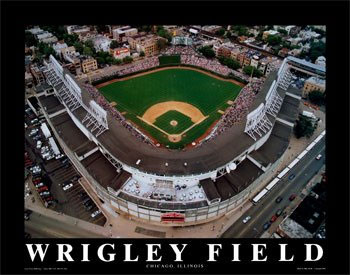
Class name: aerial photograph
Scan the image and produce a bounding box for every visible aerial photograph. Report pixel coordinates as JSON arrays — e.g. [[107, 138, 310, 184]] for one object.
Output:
[[24, 24, 326, 239]]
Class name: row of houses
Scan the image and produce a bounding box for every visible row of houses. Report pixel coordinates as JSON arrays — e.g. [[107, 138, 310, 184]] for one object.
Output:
[[215, 42, 282, 75]]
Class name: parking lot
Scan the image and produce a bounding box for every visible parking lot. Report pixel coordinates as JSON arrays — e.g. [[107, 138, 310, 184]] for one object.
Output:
[[24, 104, 106, 227]]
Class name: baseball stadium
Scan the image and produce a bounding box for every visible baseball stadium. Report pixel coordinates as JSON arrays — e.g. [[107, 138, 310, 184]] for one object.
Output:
[[36, 48, 305, 226]]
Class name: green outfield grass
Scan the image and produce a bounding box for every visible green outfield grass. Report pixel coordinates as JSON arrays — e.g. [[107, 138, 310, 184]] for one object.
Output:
[[98, 68, 242, 149]]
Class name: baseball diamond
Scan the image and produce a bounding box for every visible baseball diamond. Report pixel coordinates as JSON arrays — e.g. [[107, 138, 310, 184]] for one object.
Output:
[[99, 67, 242, 148]]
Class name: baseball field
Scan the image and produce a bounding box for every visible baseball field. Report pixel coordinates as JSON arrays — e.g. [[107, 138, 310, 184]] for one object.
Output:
[[98, 67, 242, 149]]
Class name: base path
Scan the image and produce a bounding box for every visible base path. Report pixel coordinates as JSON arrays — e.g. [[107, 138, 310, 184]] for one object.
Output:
[[95, 65, 246, 88], [142, 101, 205, 123]]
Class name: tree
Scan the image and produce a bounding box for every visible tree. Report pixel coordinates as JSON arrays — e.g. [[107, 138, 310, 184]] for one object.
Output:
[[267, 35, 282, 45], [215, 28, 226, 36], [84, 40, 94, 50], [63, 33, 79, 46], [73, 42, 84, 54], [232, 25, 248, 36], [309, 41, 325, 62], [157, 28, 172, 43], [140, 51, 145, 57], [83, 46, 93, 56], [112, 58, 122, 65], [225, 30, 232, 39], [157, 38, 167, 50], [218, 56, 240, 70], [294, 114, 317, 138], [243, 66, 263, 78], [308, 90, 325, 106], [96, 56, 105, 65], [25, 31, 37, 47], [277, 28, 288, 35], [110, 40, 119, 49], [95, 25, 109, 33], [123, 56, 133, 64], [198, 46, 215, 58]]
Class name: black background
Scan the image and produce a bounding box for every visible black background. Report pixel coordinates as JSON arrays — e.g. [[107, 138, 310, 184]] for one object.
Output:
[[1, 1, 349, 274]]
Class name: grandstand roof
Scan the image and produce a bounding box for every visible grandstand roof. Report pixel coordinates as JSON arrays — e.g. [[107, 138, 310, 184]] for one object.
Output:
[[287, 56, 326, 73]]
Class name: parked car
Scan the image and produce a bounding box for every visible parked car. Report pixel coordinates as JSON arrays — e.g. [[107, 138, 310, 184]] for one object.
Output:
[[242, 216, 251, 224], [275, 196, 283, 203], [83, 198, 92, 206], [62, 180, 72, 187], [24, 209, 32, 221], [276, 208, 283, 217], [263, 222, 271, 230], [289, 194, 297, 201], [316, 154, 322, 160], [63, 183, 73, 191], [288, 174, 296, 180], [85, 203, 93, 211], [39, 191, 50, 196], [270, 215, 277, 223], [38, 186, 48, 192], [91, 209, 102, 218]]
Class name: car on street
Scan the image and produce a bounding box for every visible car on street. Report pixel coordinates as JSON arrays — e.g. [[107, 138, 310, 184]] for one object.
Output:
[[38, 186, 48, 192], [242, 216, 251, 224], [316, 154, 322, 160], [91, 209, 102, 218], [24, 209, 32, 221], [288, 174, 296, 180], [85, 204, 93, 211], [63, 183, 73, 191], [39, 191, 50, 196], [35, 182, 44, 188], [276, 208, 283, 217], [263, 222, 271, 230], [289, 194, 297, 201], [275, 196, 283, 203], [270, 215, 277, 223]]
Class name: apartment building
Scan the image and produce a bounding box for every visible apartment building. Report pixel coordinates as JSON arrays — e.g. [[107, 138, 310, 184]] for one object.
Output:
[[303, 77, 326, 96], [128, 34, 162, 56], [109, 47, 131, 60], [81, 57, 98, 73], [30, 64, 45, 85], [112, 26, 138, 42]]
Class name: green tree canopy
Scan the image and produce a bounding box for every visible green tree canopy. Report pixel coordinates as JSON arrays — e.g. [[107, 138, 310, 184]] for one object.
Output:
[[308, 90, 325, 106], [267, 35, 282, 45], [243, 66, 263, 78], [157, 38, 167, 50], [157, 28, 172, 43], [110, 40, 119, 49], [309, 41, 325, 62], [277, 28, 288, 35], [294, 114, 317, 138], [83, 46, 93, 56], [232, 25, 248, 36], [73, 42, 84, 54], [218, 56, 240, 70], [25, 31, 37, 47], [215, 28, 226, 36], [123, 56, 133, 64], [62, 33, 79, 46], [198, 46, 215, 58], [140, 51, 145, 57]]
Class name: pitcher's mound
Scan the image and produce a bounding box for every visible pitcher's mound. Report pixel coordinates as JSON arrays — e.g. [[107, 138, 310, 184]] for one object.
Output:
[[170, 120, 178, 127]]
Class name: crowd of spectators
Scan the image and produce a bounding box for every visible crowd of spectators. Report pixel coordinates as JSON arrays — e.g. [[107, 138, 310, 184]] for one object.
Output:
[[83, 83, 155, 146], [117, 57, 159, 76], [200, 78, 265, 144], [181, 54, 232, 76], [161, 46, 197, 56]]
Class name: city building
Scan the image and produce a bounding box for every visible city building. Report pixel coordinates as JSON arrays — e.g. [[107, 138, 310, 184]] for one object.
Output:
[[81, 57, 98, 73], [127, 34, 163, 56], [288, 48, 302, 57], [262, 30, 279, 40], [25, 71, 34, 89], [315, 56, 326, 67], [201, 25, 222, 33], [78, 30, 98, 42], [66, 25, 90, 35], [112, 26, 138, 42], [278, 47, 290, 57], [110, 47, 130, 60], [30, 64, 45, 85], [36, 31, 58, 44], [303, 77, 326, 96], [92, 35, 112, 52], [52, 41, 69, 58]]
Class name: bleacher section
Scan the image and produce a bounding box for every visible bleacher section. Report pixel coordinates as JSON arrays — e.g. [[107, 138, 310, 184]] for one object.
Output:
[[199, 178, 221, 203], [249, 121, 292, 167], [277, 95, 301, 124], [81, 150, 120, 189], [38, 95, 65, 115]]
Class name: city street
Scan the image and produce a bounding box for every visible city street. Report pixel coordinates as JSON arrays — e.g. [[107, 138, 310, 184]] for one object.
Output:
[[221, 137, 325, 238], [25, 211, 104, 238]]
